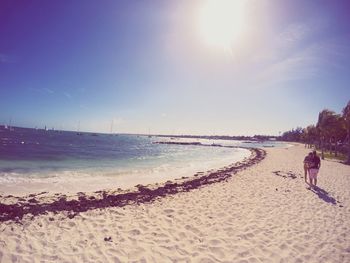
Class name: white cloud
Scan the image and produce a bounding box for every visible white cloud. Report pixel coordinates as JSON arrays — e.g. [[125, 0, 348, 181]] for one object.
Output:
[[256, 49, 319, 86], [275, 23, 311, 49], [254, 37, 350, 87], [63, 92, 72, 100]]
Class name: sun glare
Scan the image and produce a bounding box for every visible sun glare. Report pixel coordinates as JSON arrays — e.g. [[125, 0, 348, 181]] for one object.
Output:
[[198, 0, 246, 50]]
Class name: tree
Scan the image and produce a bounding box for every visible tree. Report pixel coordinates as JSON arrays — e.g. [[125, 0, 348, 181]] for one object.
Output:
[[316, 109, 343, 159], [303, 125, 318, 148], [330, 115, 346, 156], [309, 125, 319, 146], [279, 102, 349, 163], [343, 101, 350, 164], [317, 109, 332, 159], [280, 127, 303, 142]]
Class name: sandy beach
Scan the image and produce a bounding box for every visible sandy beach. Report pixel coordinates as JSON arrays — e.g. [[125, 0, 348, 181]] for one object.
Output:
[[0, 144, 349, 263]]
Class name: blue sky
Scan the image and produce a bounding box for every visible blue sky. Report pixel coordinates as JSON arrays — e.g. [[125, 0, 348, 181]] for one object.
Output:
[[1, 0, 349, 135]]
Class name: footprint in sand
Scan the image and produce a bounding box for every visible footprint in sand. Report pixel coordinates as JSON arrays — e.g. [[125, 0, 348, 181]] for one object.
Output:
[[129, 229, 141, 236], [163, 208, 175, 214], [185, 224, 201, 235], [272, 170, 298, 179]]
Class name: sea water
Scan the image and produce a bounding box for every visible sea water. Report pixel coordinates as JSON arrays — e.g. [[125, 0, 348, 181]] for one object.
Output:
[[0, 127, 284, 194]]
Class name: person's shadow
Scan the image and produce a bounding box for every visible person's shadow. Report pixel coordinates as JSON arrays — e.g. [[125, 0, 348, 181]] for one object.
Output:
[[308, 184, 337, 205]]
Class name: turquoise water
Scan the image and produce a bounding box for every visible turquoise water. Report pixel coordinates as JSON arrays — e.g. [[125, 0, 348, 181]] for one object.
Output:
[[0, 127, 287, 193]]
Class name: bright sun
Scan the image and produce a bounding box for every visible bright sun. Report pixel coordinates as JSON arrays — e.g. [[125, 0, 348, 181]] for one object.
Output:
[[198, 0, 246, 50]]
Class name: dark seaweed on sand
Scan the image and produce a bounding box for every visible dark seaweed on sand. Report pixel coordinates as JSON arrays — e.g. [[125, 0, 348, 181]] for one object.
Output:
[[0, 148, 266, 223]]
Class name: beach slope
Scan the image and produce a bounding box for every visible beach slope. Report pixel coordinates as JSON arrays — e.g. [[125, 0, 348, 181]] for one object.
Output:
[[0, 144, 349, 262]]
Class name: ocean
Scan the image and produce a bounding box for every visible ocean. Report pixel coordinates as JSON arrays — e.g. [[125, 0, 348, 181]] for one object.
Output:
[[0, 127, 286, 194]]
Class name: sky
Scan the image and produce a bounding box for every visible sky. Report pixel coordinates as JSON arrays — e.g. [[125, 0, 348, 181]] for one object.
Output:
[[1, 0, 349, 136]]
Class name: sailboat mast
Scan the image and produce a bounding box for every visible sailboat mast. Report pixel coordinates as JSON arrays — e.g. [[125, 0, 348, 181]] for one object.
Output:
[[110, 120, 114, 134]]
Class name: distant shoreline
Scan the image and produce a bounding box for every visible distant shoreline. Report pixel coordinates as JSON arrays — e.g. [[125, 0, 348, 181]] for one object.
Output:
[[0, 124, 278, 141]]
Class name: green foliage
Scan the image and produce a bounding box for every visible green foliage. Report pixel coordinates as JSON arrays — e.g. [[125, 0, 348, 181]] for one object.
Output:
[[317, 109, 346, 142], [280, 101, 349, 164], [280, 127, 303, 142], [342, 101, 350, 164]]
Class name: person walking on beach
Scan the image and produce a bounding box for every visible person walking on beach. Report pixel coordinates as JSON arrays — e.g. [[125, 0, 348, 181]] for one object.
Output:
[[308, 150, 321, 187], [303, 152, 313, 182]]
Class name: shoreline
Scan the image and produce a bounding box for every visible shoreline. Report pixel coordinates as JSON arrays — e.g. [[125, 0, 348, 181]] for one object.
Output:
[[0, 147, 265, 222], [0, 142, 252, 196], [1, 144, 349, 262]]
